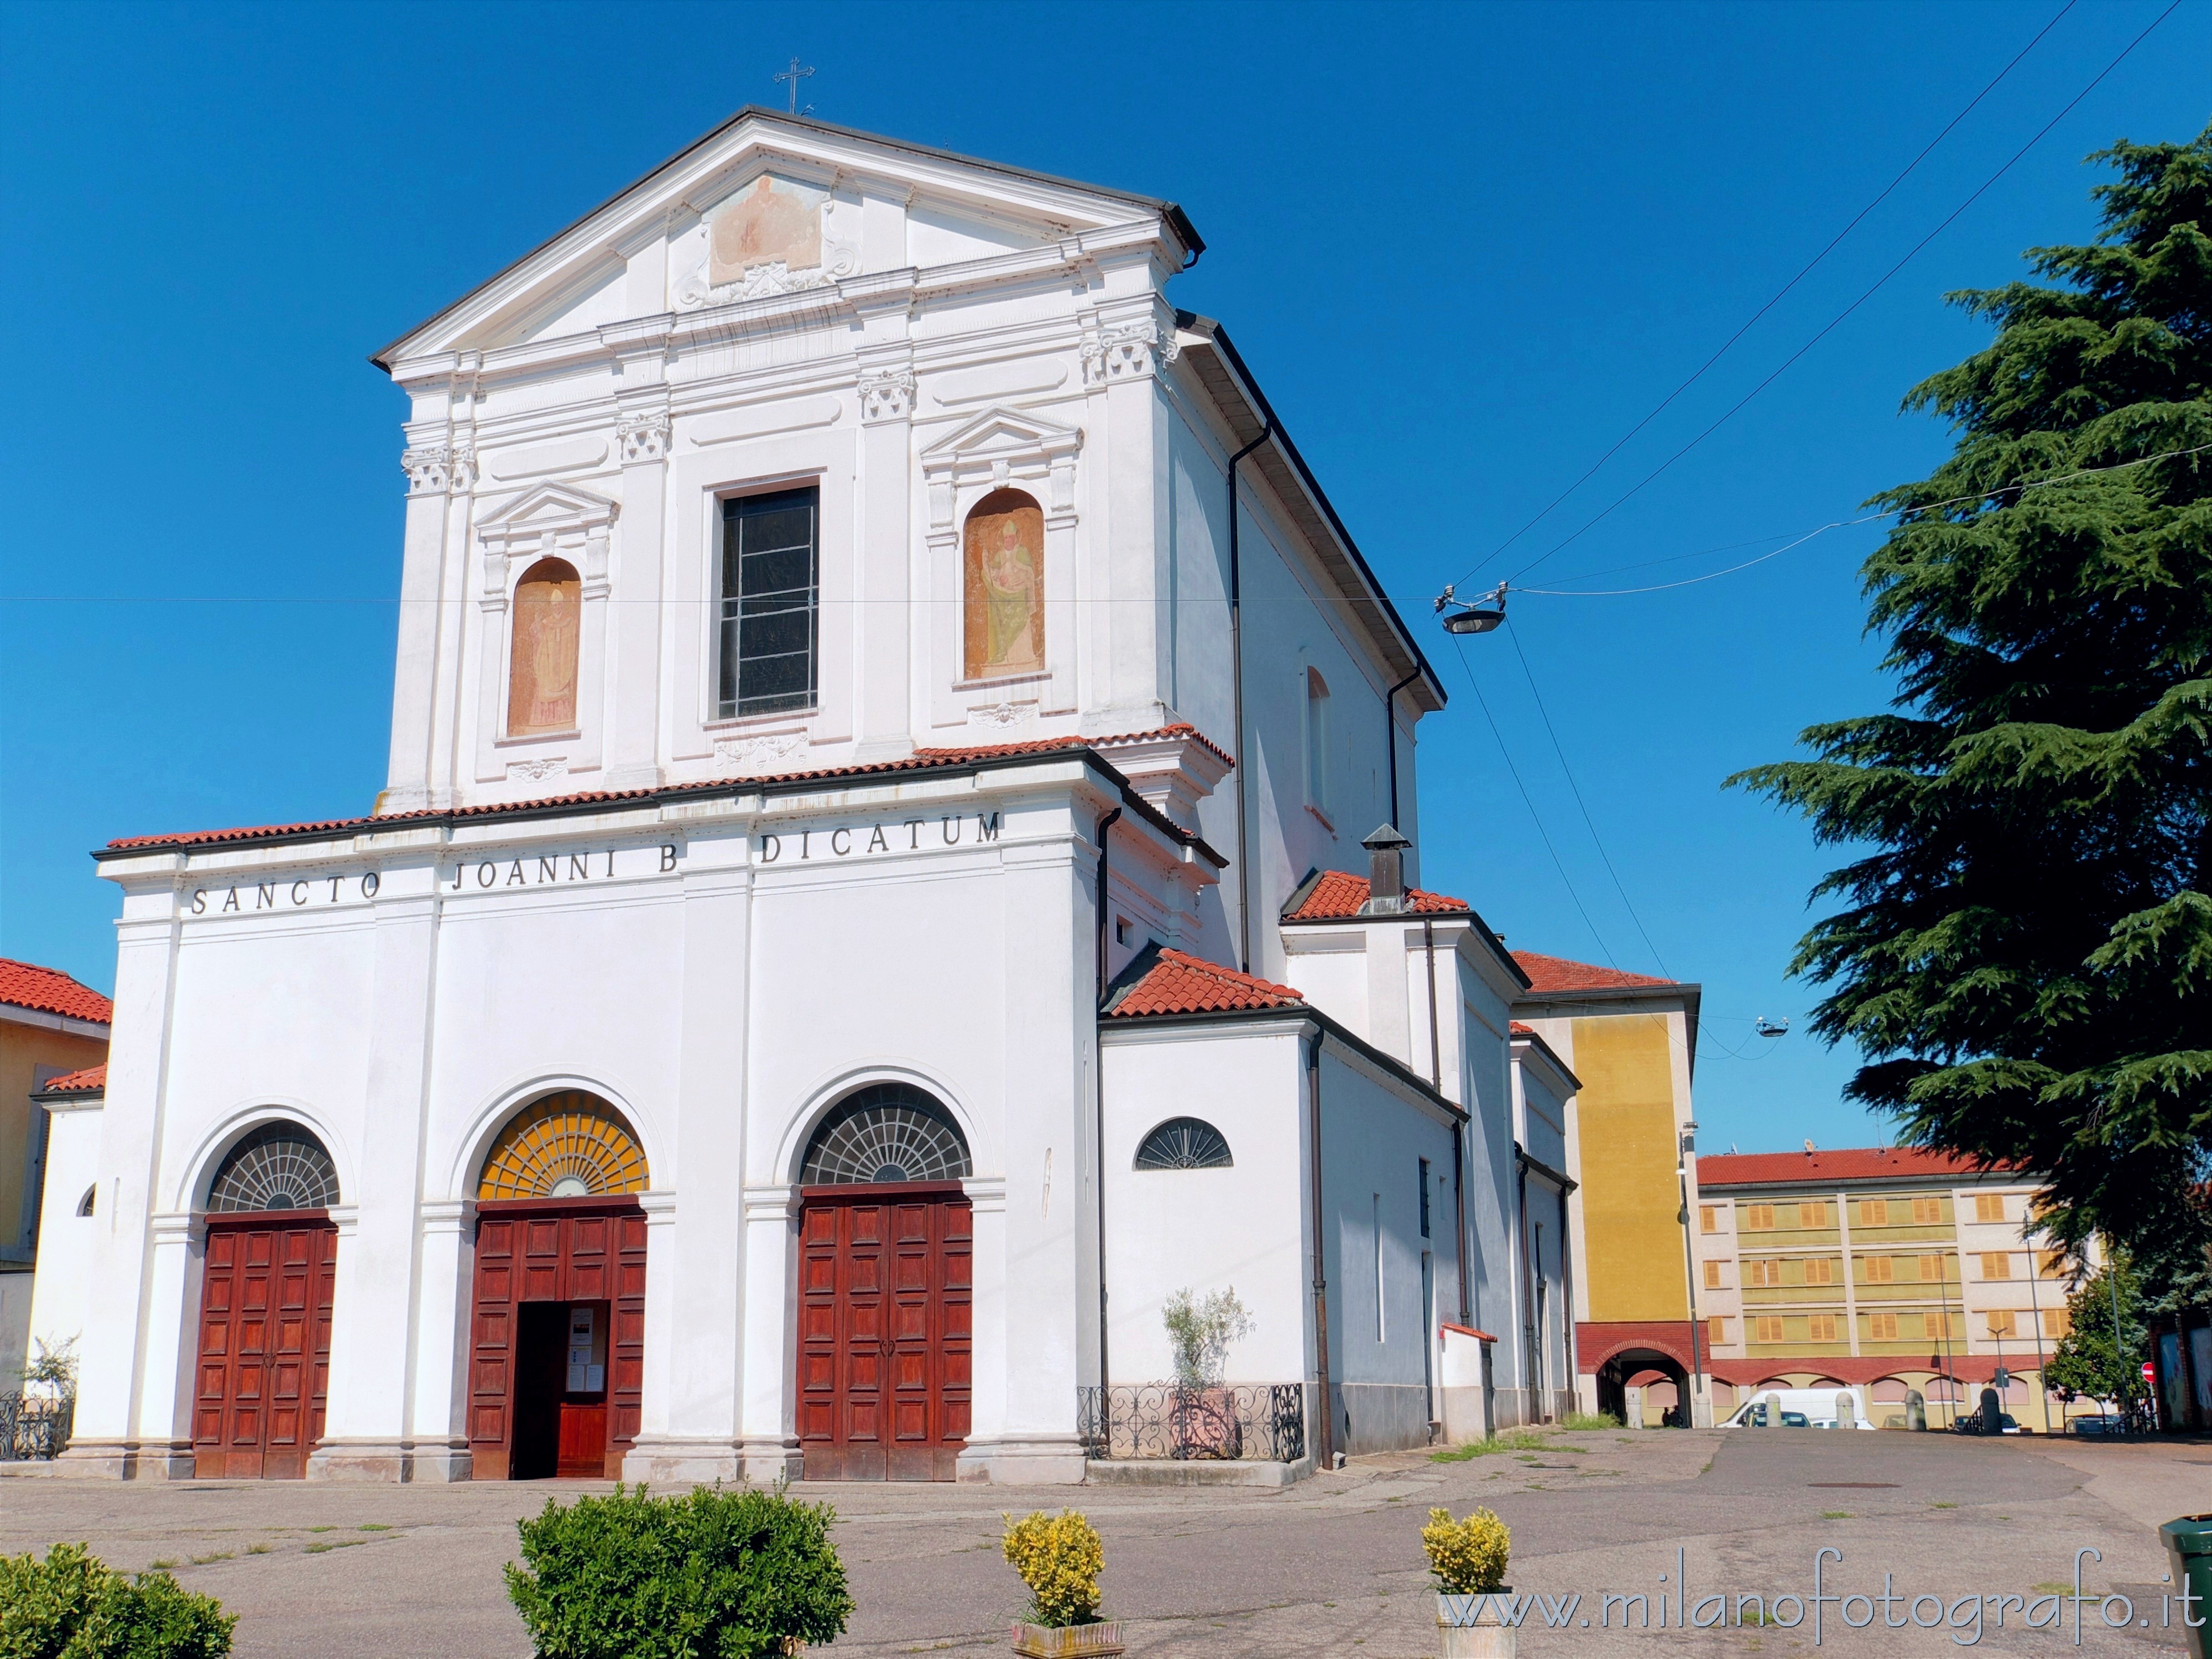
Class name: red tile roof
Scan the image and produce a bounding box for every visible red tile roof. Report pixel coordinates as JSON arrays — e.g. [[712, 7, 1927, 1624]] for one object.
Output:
[[1104, 947, 1306, 1019], [1511, 950, 1676, 993], [0, 960, 113, 1026], [1510, 1021, 1535, 1035], [1696, 1146, 2022, 1187], [1281, 869, 1471, 921], [104, 727, 1225, 854], [36, 1063, 107, 1095]]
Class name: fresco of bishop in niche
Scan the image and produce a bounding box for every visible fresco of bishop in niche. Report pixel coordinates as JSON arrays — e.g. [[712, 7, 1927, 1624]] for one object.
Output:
[[508, 558, 581, 737], [708, 174, 825, 286], [963, 490, 1046, 680]]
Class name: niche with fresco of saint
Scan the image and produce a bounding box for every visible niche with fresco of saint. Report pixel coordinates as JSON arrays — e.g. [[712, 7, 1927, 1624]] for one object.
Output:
[[508, 557, 581, 737], [962, 489, 1046, 681]]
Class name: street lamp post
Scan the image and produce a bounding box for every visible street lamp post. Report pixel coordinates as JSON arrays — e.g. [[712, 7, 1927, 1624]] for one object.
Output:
[[1677, 1122, 1707, 1427]]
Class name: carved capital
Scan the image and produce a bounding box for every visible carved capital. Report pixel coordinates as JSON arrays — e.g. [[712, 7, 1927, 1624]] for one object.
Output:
[[617, 411, 671, 465], [858, 368, 917, 424], [447, 440, 477, 494], [1080, 320, 1178, 387], [401, 446, 450, 495]]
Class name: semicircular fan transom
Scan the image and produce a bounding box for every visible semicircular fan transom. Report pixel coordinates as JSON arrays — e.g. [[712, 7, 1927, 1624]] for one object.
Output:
[[477, 1091, 649, 1201], [207, 1123, 342, 1212], [800, 1083, 972, 1186], [1133, 1117, 1233, 1171]]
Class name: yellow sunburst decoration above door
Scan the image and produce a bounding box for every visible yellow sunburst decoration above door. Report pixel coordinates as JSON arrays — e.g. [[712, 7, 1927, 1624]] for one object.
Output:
[[477, 1091, 649, 1201]]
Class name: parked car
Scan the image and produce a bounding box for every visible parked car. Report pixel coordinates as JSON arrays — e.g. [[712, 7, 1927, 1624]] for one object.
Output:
[[2069, 1414, 2127, 1437], [1720, 1388, 1877, 1430], [1952, 1412, 2030, 1435]]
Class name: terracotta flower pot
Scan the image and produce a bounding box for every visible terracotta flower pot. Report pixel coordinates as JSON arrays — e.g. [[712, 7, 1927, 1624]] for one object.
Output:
[[1437, 1588, 1516, 1658], [1010, 1621, 1125, 1658], [1171, 1386, 1243, 1459]]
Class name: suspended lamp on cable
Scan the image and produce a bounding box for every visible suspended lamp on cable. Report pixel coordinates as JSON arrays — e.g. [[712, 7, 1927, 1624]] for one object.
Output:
[[1755, 1016, 1790, 1038], [1436, 582, 1507, 634]]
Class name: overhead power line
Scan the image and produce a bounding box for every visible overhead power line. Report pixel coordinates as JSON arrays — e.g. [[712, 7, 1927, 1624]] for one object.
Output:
[[1498, 0, 2182, 591], [1449, 0, 2081, 593], [1516, 440, 2212, 598]]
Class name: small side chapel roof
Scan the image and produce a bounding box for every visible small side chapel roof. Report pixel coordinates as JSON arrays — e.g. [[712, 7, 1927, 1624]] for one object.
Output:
[[1280, 868, 1472, 921], [1102, 943, 1306, 1019], [32, 1063, 107, 1099], [371, 106, 1203, 369], [1511, 950, 1676, 993]]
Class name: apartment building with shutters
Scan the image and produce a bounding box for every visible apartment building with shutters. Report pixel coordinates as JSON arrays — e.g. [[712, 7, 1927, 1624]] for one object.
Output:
[[1689, 1146, 2101, 1430]]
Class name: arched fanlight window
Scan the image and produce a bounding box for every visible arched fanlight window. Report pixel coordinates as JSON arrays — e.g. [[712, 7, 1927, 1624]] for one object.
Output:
[[1134, 1118, 1233, 1171], [477, 1091, 649, 1201], [206, 1123, 341, 1212], [77, 1185, 96, 1218], [800, 1083, 972, 1186]]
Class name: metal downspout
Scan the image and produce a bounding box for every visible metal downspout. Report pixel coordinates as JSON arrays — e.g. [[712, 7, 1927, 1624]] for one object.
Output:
[[1093, 806, 1122, 1395], [1306, 1027, 1333, 1468], [1385, 667, 1421, 835], [1228, 422, 1272, 975]]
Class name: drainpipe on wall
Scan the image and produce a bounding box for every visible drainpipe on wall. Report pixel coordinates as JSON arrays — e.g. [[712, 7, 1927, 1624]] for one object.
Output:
[[1228, 422, 1272, 976], [1093, 806, 1122, 1395], [1306, 1026, 1334, 1469], [1426, 919, 1468, 1323], [1384, 668, 1421, 839]]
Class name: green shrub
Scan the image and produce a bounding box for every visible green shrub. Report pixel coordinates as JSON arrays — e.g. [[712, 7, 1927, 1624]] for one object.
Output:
[[504, 1484, 851, 1659], [0, 1542, 234, 1658]]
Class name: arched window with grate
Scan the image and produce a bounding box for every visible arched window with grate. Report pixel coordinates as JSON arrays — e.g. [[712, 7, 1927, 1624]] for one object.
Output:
[[1134, 1118, 1233, 1171], [77, 1185, 96, 1217], [206, 1123, 341, 1212], [800, 1084, 972, 1186]]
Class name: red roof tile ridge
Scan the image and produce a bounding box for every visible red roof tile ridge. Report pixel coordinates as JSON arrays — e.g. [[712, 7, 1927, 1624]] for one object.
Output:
[[1695, 1145, 2024, 1185], [1089, 722, 1237, 768], [105, 728, 1218, 853], [1510, 948, 1677, 992], [0, 959, 114, 1025]]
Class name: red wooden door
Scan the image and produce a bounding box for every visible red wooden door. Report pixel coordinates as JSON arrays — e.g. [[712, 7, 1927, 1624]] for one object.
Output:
[[468, 1198, 646, 1479], [193, 1214, 336, 1479], [799, 1187, 970, 1480]]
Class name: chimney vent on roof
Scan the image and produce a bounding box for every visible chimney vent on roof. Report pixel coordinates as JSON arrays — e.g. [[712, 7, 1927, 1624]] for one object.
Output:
[[1361, 824, 1411, 915]]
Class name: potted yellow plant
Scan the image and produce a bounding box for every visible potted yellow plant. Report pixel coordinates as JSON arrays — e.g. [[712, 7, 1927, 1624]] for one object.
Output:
[[1423, 1505, 1514, 1658], [1003, 1510, 1121, 1658]]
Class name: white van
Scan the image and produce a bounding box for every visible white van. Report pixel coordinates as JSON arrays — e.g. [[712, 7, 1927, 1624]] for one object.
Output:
[[1721, 1387, 1877, 1430]]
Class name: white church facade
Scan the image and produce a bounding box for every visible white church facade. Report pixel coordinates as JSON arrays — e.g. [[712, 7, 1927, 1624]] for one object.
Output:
[[46, 109, 1574, 1484]]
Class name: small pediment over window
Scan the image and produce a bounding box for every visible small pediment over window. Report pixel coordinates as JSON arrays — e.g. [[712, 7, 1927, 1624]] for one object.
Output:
[[921, 405, 1081, 526], [476, 482, 619, 595]]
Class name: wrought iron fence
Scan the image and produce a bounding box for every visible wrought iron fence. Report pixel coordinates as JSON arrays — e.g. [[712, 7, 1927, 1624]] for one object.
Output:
[[0, 1392, 74, 1461], [1077, 1384, 1305, 1463]]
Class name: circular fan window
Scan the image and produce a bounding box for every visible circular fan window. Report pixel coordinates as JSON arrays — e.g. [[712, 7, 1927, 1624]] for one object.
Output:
[[206, 1123, 341, 1212], [477, 1091, 649, 1201], [1133, 1117, 1233, 1171], [800, 1084, 972, 1186]]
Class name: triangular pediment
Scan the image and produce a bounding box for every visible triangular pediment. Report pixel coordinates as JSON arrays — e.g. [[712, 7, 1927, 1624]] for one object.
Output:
[[919, 405, 1083, 467], [475, 481, 619, 542], [375, 108, 1198, 368]]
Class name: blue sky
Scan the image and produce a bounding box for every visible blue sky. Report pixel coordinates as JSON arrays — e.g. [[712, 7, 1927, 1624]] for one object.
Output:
[[3, 1, 2205, 1155]]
